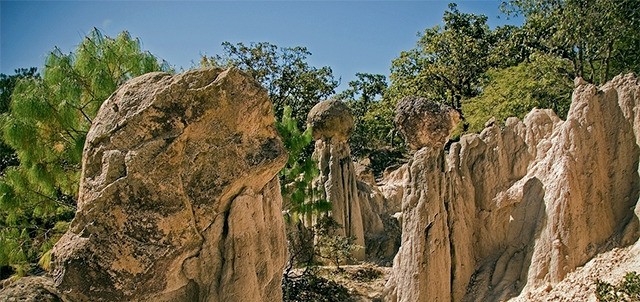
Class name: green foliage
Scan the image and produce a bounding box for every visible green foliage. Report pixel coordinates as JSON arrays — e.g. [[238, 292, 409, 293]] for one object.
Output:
[[314, 216, 358, 270], [202, 42, 338, 127], [463, 53, 573, 132], [282, 269, 355, 302], [282, 217, 358, 302], [596, 271, 640, 302], [276, 105, 329, 271], [277, 106, 330, 220], [336, 73, 391, 158], [502, 0, 640, 84], [388, 3, 493, 110], [0, 29, 169, 278], [0, 68, 39, 174]]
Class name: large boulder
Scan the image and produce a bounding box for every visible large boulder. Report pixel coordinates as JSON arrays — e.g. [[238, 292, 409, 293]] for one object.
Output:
[[49, 68, 288, 301], [385, 74, 640, 301], [394, 96, 461, 150]]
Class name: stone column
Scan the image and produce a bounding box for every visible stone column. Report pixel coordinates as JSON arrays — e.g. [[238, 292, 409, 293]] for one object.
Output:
[[307, 100, 365, 260]]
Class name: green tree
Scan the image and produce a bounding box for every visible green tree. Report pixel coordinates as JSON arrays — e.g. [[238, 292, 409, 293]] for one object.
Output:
[[277, 106, 329, 223], [0, 29, 169, 278], [388, 3, 492, 110], [596, 271, 640, 301], [463, 53, 573, 132], [0, 68, 39, 174], [336, 73, 389, 158], [202, 42, 338, 127], [502, 0, 640, 84]]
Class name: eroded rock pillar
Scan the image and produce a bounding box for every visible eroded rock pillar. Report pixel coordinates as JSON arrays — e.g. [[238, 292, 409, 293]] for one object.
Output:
[[307, 100, 365, 260]]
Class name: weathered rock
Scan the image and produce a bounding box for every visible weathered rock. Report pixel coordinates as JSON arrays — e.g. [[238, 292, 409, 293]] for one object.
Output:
[[358, 180, 402, 264], [307, 99, 354, 142], [313, 137, 366, 260], [355, 161, 404, 264], [378, 165, 408, 214], [394, 96, 462, 150], [0, 277, 62, 301], [385, 74, 640, 301], [307, 99, 402, 264], [309, 99, 382, 261], [50, 68, 288, 301]]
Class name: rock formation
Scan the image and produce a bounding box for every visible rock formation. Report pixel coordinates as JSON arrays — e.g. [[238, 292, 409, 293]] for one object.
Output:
[[385, 74, 640, 301], [0, 276, 61, 302], [394, 96, 462, 150], [1, 68, 290, 302], [308, 100, 366, 260]]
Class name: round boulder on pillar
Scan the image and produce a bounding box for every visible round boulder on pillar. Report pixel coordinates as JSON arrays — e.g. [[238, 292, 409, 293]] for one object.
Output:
[[307, 99, 354, 142]]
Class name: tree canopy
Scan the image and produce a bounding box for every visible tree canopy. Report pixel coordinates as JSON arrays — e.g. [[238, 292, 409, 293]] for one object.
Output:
[[336, 73, 389, 158], [463, 53, 573, 132], [0, 68, 39, 174], [388, 3, 493, 110], [502, 0, 640, 84], [201, 42, 338, 126]]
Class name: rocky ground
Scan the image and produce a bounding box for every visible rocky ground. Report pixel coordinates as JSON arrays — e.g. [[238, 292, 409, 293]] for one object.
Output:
[[512, 240, 640, 302], [315, 237, 640, 302], [329, 242, 640, 302], [286, 264, 392, 302], [317, 264, 392, 301]]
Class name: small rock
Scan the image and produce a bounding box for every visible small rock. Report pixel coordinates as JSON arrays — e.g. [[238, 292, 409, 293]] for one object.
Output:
[[485, 117, 497, 128]]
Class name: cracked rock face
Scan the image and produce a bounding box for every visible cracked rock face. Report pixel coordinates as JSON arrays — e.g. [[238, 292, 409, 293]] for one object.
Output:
[[50, 68, 288, 301], [394, 96, 461, 150]]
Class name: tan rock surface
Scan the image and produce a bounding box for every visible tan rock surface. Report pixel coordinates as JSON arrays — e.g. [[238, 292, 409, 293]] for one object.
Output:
[[386, 74, 640, 301], [310, 100, 366, 260], [394, 96, 462, 150], [49, 68, 289, 301], [0, 276, 61, 302], [307, 99, 354, 142]]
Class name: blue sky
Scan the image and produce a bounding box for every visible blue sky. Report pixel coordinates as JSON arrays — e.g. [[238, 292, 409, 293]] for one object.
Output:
[[1, 1, 522, 90]]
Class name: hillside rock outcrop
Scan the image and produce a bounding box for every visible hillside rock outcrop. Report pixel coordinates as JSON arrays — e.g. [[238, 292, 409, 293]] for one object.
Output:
[[47, 68, 288, 301], [386, 74, 640, 301]]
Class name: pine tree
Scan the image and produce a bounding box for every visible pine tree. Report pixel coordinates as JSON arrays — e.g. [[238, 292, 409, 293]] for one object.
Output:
[[277, 106, 329, 222], [0, 29, 170, 278]]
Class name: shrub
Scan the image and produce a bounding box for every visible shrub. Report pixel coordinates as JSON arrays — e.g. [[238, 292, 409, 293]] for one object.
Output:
[[595, 271, 640, 302]]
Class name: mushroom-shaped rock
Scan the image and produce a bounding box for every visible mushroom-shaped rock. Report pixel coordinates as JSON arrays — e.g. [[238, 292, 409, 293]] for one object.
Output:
[[307, 100, 354, 142], [394, 96, 461, 150]]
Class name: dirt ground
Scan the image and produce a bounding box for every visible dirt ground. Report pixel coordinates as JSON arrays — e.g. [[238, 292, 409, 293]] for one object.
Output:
[[313, 264, 393, 301]]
